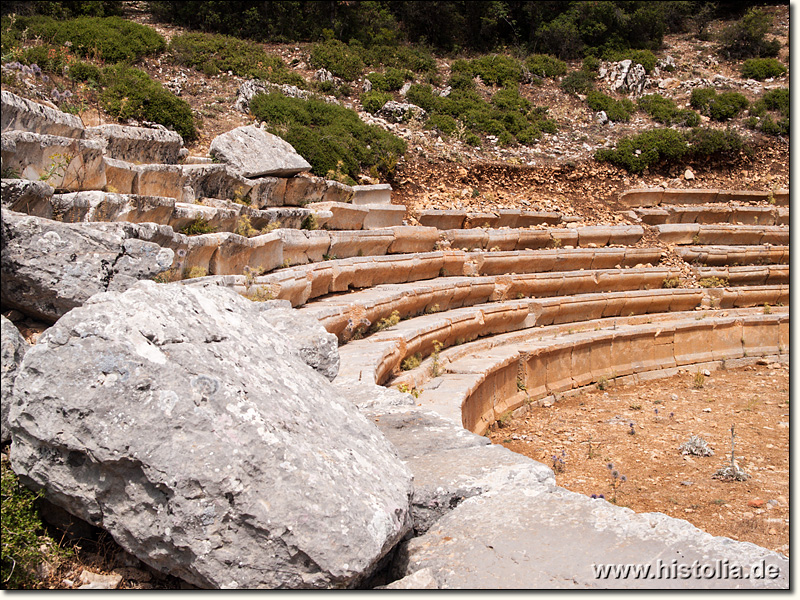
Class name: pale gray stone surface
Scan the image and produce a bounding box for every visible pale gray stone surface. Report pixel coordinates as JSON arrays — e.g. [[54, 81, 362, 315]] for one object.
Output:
[[1, 90, 84, 138], [84, 124, 184, 164], [1, 178, 54, 215], [1, 315, 29, 443], [8, 282, 413, 589], [209, 125, 311, 177], [1, 209, 174, 322]]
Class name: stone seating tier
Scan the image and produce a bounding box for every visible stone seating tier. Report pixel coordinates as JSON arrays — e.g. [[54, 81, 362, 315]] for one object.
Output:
[[619, 188, 789, 207]]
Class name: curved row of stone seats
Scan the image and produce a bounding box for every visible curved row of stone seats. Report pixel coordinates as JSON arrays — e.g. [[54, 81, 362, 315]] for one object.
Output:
[[417, 208, 565, 229], [694, 264, 789, 286], [299, 267, 681, 341], [307, 201, 406, 229], [619, 187, 789, 207], [654, 223, 787, 246], [189, 247, 665, 306], [677, 244, 789, 265], [404, 308, 789, 435], [331, 287, 788, 388], [632, 204, 789, 225]]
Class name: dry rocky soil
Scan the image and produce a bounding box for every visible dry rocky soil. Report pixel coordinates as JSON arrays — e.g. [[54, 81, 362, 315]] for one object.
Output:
[[1, 1, 790, 589]]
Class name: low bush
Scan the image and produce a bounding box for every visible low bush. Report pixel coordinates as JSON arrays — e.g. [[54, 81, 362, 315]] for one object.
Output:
[[169, 32, 304, 86], [66, 59, 102, 84], [718, 7, 781, 60], [249, 92, 407, 179], [747, 87, 789, 136], [690, 88, 749, 122], [586, 91, 635, 122], [525, 54, 567, 79], [638, 93, 700, 126], [366, 67, 412, 92], [309, 39, 365, 81], [362, 44, 437, 75], [451, 54, 523, 87], [740, 58, 787, 80], [595, 127, 746, 173], [689, 87, 718, 112], [425, 113, 459, 135], [407, 83, 555, 147], [361, 90, 391, 113], [9, 15, 165, 64], [99, 64, 197, 141], [560, 70, 595, 95], [581, 55, 601, 73]]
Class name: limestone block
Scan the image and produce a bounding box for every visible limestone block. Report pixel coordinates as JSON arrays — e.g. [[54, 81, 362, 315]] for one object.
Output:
[[550, 229, 577, 248], [351, 184, 392, 206], [485, 229, 519, 251], [84, 124, 184, 164], [661, 188, 720, 205], [516, 211, 562, 227], [103, 157, 138, 194], [284, 174, 327, 206], [1, 178, 54, 216], [445, 229, 488, 251], [715, 190, 769, 204], [328, 230, 394, 259], [308, 201, 367, 230], [618, 188, 663, 207], [2, 131, 106, 191], [464, 212, 500, 229], [210, 232, 283, 276], [321, 180, 354, 204], [362, 204, 406, 229], [209, 125, 310, 177], [418, 210, 466, 230], [760, 226, 789, 245], [1, 90, 84, 138], [655, 223, 700, 245], [388, 226, 439, 254], [276, 229, 331, 265], [50, 191, 175, 225], [133, 164, 184, 199]]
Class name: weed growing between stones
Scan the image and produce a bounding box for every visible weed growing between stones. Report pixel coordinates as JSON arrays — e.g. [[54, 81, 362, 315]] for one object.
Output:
[[397, 383, 420, 399], [180, 217, 216, 235], [234, 216, 259, 238], [679, 435, 715, 457], [430, 340, 444, 378], [698, 276, 728, 288], [693, 371, 706, 389], [401, 353, 422, 371], [183, 266, 208, 279], [371, 310, 400, 333], [552, 449, 567, 473], [661, 277, 680, 288], [713, 425, 749, 482], [301, 214, 319, 230], [38, 152, 72, 184], [596, 376, 608, 391]]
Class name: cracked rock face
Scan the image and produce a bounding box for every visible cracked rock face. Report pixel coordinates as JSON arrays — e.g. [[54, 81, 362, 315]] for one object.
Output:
[[1, 315, 29, 444], [8, 282, 413, 589], [0, 209, 174, 322]]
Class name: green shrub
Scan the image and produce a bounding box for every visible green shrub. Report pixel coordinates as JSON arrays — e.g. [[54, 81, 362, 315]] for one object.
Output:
[[361, 90, 391, 113], [360, 44, 437, 75], [690, 87, 718, 112], [180, 217, 216, 235], [447, 71, 476, 91], [525, 54, 567, 79], [100, 65, 197, 141], [309, 39, 365, 81], [581, 55, 601, 73], [638, 93, 699, 126], [66, 59, 102, 84], [749, 87, 790, 136], [367, 67, 412, 92], [759, 88, 790, 117], [169, 32, 304, 86], [425, 113, 459, 135], [12, 15, 165, 64], [708, 91, 749, 121], [740, 58, 787, 80], [250, 92, 406, 179], [718, 7, 781, 60], [2, 460, 73, 589], [748, 114, 789, 137], [586, 91, 635, 122], [451, 54, 523, 87], [596, 127, 747, 173], [560, 70, 595, 95]]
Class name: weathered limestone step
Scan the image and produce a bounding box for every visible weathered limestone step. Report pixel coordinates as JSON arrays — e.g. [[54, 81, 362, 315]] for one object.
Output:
[[310, 201, 405, 230], [677, 245, 789, 266], [351, 184, 392, 205], [300, 268, 680, 341], [208, 124, 311, 177], [333, 289, 787, 387], [444, 225, 644, 251], [10, 190, 324, 233], [418, 208, 563, 229], [409, 309, 788, 435], [83, 124, 185, 165], [620, 187, 789, 207], [693, 265, 789, 286], [1, 90, 84, 138], [655, 224, 788, 246], [633, 204, 788, 226], [2, 131, 106, 191]]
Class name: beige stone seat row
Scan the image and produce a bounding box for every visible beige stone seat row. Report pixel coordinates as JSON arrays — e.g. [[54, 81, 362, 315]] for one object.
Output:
[[417, 208, 565, 229], [632, 204, 788, 226], [654, 223, 788, 246], [331, 286, 788, 388], [619, 187, 789, 207], [192, 247, 666, 306], [404, 308, 789, 434], [676, 244, 789, 265]]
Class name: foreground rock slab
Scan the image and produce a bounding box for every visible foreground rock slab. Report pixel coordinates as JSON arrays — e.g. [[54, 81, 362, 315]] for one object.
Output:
[[1, 315, 29, 444], [209, 125, 311, 178], [9, 282, 413, 589], [1, 209, 174, 322]]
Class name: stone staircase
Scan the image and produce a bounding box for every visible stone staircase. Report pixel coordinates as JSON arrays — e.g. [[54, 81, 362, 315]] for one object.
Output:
[[0, 91, 789, 589]]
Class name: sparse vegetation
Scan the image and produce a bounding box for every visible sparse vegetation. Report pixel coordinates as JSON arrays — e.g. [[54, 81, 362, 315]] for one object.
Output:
[[180, 217, 216, 235], [585, 91, 635, 122], [679, 435, 714, 457], [638, 93, 700, 127], [740, 58, 786, 80]]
